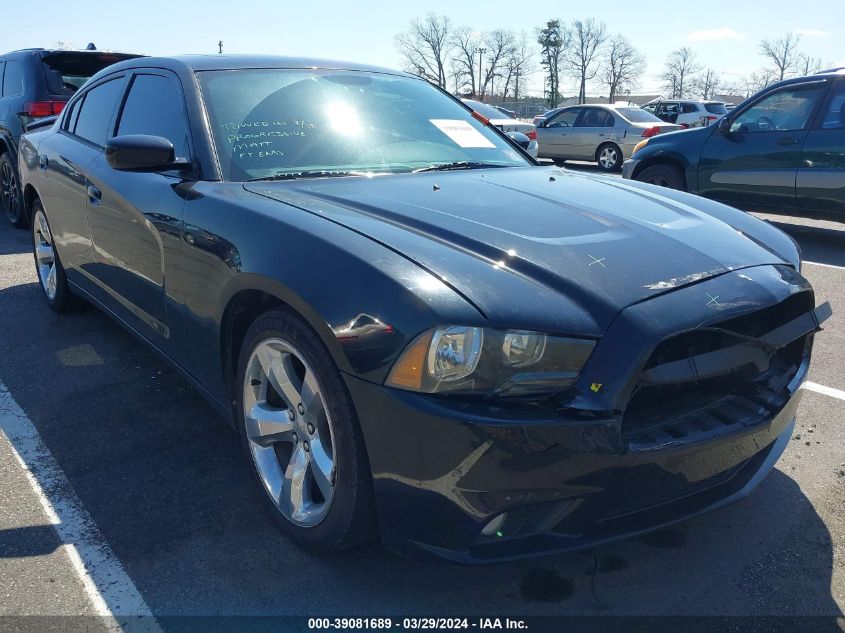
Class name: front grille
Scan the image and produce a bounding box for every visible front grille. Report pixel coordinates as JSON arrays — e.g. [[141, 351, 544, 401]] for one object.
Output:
[[623, 290, 813, 448]]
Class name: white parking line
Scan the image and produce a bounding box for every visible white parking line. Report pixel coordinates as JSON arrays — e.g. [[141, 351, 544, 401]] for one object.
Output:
[[804, 261, 845, 270], [0, 381, 160, 631], [803, 381, 845, 402]]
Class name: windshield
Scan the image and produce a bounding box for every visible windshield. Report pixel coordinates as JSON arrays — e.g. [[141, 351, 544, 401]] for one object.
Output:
[[614, 107, 663, 123], [199, 69, 529, 181]]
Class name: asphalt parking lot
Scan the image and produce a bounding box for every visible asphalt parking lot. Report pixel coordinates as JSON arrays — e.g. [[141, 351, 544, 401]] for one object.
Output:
[[0, 169, 843, 629]]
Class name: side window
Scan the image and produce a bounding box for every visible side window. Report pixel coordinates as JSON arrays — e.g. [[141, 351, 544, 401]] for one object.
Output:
[[597, 110, 615, 127], [546, 108, 580, 128], [73, 79, 124, 147], [819, 81, 845, 130], [63, 98, 80, 131], [116, 74, 190, 159], [576, 109, 608, 127], [2, 60, 23, 98], [731, 85, 827, 133], [681, 103, 698, 114]]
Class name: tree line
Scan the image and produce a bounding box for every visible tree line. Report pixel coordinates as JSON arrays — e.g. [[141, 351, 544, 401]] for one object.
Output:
[[395, 14, 831, 108]]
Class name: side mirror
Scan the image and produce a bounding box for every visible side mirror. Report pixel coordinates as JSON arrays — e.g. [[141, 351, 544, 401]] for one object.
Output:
[[106, 135, 188, 171], [717, 117, 732, 135]]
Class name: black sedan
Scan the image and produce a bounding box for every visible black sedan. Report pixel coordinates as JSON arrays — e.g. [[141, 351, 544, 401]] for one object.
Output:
[[19, 55, 830, 562]]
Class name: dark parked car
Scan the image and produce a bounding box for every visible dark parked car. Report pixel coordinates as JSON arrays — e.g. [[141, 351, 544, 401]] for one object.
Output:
[[624, 70, 845, 218], [0, 47, 140, 226], [19, 55, 830, 562]]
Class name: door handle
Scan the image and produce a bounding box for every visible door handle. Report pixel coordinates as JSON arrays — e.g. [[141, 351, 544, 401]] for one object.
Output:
[[777, 137, 799, 145], [87, 185, 102, 204], [38, 155, 48, 170]]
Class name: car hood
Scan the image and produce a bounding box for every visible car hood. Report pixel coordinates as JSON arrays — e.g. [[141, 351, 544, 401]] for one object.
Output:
[[244, 166, 788, 334]]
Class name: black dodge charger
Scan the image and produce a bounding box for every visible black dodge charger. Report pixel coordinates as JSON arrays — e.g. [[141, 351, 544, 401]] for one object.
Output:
[[18, 56, 830, 562]]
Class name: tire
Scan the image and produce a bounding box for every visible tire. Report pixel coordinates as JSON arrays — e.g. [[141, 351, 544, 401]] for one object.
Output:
[[31, 199, 76, 312], [596, 143, 623, 172], [236, 307, 376, 552], [1, 152, 26, 228], [636, 164, 686, 190]]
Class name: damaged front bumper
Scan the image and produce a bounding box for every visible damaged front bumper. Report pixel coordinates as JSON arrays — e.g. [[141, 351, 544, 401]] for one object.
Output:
[[346, 264, 828, 562]]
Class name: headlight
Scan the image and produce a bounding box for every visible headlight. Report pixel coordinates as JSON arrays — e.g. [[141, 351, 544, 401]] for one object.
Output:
[[386, 326, 595, 396], [632, 139, 649, 155]]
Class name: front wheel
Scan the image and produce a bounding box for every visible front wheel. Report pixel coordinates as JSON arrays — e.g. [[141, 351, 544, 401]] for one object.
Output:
[[636, 164, 686, 190], [236, 308, 376, 552], [1, 152, 26, 227], [596, 143, 623, 172], [32, 200, 75, 312]]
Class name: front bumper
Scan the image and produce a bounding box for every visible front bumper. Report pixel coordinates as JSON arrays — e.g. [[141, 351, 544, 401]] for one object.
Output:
[[346, 373, 800, 563], [346, 265, 819, 562], [622, 157, 640, 180]]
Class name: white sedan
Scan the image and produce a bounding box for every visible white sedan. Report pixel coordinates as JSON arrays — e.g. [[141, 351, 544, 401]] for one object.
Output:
[[461, 99, 538, 158]]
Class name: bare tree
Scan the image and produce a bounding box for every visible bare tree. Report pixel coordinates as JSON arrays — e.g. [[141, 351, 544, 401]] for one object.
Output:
[[395, 13, 453, 88], [537, 19, 568, 107], [601, 34, 644, 103], [796, 52, 823, 76], [661, 47, 701, 98], [449, 26, 480, 96], [478, 30, 516, 98], [759, 32, 801, 81], [743, 68, 778, 96], [564, 18, 607, 104], [694, 68, 721, 100], [500, 31, 534, 104]]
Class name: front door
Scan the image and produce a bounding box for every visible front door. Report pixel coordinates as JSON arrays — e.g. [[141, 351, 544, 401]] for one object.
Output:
[[85, 71, 192, 346], [536, 107, 581, 158], [697, 81, 829, 211], [797, 79, 845, 216], [569, 108, 615, 160]]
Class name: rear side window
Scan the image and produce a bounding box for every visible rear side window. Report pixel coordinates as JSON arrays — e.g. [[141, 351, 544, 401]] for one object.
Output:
[[2, 61, 23, 98], [117, 74, 190, 159], [72, 79, 124, 147], [681, 103, 698, 114], [705, 103, 728, 115], [820, 81, 845, 130], [42, 53, 134, 97]]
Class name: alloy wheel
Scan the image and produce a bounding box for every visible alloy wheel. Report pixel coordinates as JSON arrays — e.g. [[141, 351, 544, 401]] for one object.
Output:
[[33, 210, 58, 301], [1, 161, 20, 223], [243, 338, 336, 527], [598, 146, 618, 170]]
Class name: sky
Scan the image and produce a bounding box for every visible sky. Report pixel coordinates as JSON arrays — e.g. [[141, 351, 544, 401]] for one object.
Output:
[[3, 0, 843, 98]]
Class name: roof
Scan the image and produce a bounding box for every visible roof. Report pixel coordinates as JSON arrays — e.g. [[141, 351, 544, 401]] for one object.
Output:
[[102, 54, 410, 78]]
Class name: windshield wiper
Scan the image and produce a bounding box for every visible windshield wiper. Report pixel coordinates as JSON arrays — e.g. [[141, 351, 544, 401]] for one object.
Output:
[[247, 170, 380, 182], [412, 161, 510, 173]]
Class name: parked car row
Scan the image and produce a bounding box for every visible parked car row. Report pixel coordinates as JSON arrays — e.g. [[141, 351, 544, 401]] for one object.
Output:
[[642, 99, 729, 128]]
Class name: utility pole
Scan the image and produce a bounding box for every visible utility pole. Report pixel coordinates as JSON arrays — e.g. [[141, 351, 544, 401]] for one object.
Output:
[[514, 67, 520, 117], [218, 40, 223, 54], [475, 47, 487, 99]]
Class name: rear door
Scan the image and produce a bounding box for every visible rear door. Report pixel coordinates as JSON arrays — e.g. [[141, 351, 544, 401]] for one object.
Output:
[[697, 81, 829, 211], [84, 70, 192, 347], [536, 107, 581, 157], [797, 79, 845, 216], [569, 108, 615, 159], [34, 75, 126, 272]]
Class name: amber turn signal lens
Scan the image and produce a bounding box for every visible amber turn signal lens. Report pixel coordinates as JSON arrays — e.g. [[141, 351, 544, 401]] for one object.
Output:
[[386, 330, 433, 390]]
